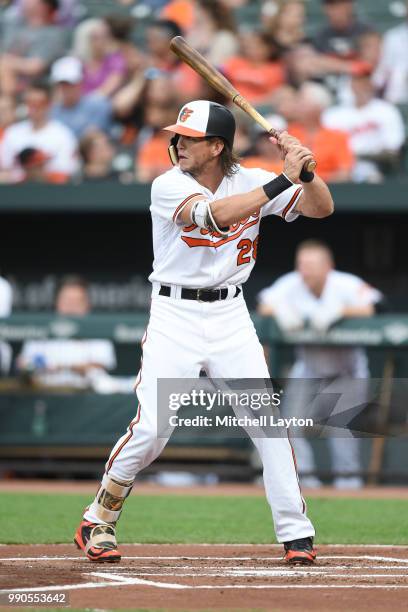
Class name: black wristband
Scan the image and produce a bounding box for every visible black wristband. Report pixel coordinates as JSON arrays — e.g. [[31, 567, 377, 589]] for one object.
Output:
[[263, 173, 293, 200], [299, 168, 315, 183]]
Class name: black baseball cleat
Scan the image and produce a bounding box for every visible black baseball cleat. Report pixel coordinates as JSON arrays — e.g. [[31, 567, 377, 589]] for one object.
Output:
[[74, 520, 121, 563], [283, 537, 316, 565]]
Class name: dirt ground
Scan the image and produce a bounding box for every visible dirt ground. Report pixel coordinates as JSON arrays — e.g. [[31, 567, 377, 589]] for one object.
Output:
[[1, 480, 408, 610], [0, 543, 408, 611]]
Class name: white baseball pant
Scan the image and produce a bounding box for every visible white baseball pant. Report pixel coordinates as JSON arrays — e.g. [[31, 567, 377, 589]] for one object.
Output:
[[85, 291, 315, 543]]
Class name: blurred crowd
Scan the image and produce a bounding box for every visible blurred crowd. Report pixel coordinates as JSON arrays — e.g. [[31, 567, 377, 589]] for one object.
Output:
[[0, 0, 407, 185]]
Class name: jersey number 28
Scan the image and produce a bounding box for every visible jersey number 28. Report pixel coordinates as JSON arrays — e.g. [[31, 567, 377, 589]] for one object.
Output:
[[237, 236, 258, 266]]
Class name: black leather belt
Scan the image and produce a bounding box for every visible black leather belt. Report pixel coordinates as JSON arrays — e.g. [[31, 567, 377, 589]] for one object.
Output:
[[159, 285, 241, 302]]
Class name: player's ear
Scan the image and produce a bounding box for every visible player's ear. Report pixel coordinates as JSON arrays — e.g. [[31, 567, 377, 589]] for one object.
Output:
[[211, 138, 224, 158]]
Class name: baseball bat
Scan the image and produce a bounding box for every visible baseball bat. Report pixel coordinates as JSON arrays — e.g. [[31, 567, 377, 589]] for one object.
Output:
[[170, 36, 316, 173]]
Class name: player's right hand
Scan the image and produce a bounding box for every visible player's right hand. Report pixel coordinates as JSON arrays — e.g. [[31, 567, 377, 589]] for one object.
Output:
[[283, 144, 314, 183]]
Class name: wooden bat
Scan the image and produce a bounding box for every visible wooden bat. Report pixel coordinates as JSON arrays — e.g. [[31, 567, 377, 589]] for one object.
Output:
[[170, 36, 316, 173]]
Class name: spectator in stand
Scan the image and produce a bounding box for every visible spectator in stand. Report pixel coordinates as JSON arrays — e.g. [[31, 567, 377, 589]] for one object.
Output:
[[186, 0, 238, 65], [270, 84, 299, 124], [146, 19, 183, 69], [0, 80, 78, 183], [242, 115, 286, 174], [262, 0, 308, 51], [0, 95, 17, 182], [108, 16, 151, 139], [357, 30, 382, 70], [76, 15, 144, 140], [223, 29, 286, 105], [323, 65, 406, 182], [314, 0, 375, 60], [0, 0, 67, 96], [79, 129, 120, 181], [111, 72, 148, 144], [373, 0, 408, 104], [15, 146, 68, 182], [0, 95, 16, 144], [18, 275, 117, 390], [54, 0, 79, 26], [135, 116, 173, 182], [288, 82, 354, 183], [1, 0, 80, 27], [0, 0, 21, 37], [135, 80, 178, 182], [145, 19, 202, 102], [104, 14, 144, 77], [50, 56, 112, 139], [286, 0, 376, 91], [81, 18, 128, 97], [160, 0, 194, 31], [333, 31, 382, 105]]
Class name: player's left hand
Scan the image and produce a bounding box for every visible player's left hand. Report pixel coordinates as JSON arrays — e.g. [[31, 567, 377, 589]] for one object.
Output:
[[269, 131, 314, 164], [276, 131, 302, 154], [309, 303, 344, 333]]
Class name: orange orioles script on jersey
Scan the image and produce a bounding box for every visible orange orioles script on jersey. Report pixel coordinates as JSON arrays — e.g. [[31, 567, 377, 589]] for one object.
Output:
[[181, 212, 260, 248]]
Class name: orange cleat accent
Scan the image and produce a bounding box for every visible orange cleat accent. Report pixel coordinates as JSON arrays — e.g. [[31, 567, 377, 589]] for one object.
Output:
[[283, 537, 316, 565], [74, 520, 121, 563]]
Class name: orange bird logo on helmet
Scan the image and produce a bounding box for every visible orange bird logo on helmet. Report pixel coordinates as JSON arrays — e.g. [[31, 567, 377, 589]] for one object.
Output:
[[179, 107, 194, 122]]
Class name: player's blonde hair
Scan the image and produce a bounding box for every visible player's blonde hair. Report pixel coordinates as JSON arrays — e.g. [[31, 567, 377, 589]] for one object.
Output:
[[212, 138, 240, 177]]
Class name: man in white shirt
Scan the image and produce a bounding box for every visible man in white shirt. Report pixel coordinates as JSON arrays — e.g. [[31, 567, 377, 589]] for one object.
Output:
[[0, 274, 13, 317], [19, 276, 116, 389], [373, 3, 408, 104], [74, 99, 334, 566], [258, 239, 382, 488], [0, 80, 79, 183], [323, 65, 405, 181], [0, 274, 13, 375]]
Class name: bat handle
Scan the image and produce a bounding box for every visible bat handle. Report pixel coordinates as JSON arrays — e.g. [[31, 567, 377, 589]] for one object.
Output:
[[267, 127, 280, 140], [305, 159, 317, 172]]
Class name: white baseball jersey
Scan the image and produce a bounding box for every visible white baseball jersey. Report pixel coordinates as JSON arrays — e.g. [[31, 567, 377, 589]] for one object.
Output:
[[323, 99, 405, 156], [149, 165, 303, 288], [258, 270, 381, 377]]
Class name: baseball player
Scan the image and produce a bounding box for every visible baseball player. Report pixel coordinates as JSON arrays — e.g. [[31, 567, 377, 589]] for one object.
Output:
[[258, 240, 383, 488], [74, 100, 334, 565]]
